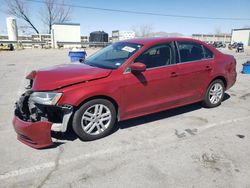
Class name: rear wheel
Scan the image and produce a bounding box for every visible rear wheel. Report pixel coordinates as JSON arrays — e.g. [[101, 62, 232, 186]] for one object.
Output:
[[73, 99, 116, 141], [202, 79, 225, 108]]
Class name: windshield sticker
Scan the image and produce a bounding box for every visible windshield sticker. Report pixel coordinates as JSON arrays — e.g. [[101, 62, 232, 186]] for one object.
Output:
[[122, 46, 136, 53], [115, 62, 121, 66]]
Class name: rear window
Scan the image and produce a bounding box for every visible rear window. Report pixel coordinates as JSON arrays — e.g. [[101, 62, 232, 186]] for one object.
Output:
[[177, 42, 204, 63], [203, 46, 213, 59]]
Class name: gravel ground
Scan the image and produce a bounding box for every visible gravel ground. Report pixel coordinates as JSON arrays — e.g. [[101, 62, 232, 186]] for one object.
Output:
[[0, 48, 249, 188]]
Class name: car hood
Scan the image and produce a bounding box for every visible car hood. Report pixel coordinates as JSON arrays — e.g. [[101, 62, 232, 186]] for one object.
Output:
[[32, 63, 112, 91]]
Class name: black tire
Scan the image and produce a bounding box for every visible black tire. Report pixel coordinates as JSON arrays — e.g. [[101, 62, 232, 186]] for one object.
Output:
[[202, 79, 225, 108], [72, 99, 116, 141]]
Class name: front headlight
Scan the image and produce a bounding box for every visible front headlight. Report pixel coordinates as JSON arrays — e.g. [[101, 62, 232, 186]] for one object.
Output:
[[29, 92, 63, 105]]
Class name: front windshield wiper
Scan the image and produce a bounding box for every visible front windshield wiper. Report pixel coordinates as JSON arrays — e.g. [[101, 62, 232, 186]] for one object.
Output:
[[84, 61, 97, 67]]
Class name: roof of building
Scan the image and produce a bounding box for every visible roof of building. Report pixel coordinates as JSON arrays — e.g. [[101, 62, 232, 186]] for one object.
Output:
[[192, 33, 231, 37], [52, 23, 80, 26], [90, 31, 108, 34], [232, 28, 250, 31]]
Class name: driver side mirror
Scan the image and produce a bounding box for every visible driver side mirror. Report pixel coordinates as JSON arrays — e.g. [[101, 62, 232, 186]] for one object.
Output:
[[130, 62, 146, 73]]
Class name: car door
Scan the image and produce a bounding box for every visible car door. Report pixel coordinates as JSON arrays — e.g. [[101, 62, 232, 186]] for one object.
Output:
[[176, 41, 214, 104], [121, 42, 181, 119]]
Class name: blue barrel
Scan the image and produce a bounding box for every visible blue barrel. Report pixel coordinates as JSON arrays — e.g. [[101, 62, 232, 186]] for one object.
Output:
[[243, 61, 250, 74], [68, 50, 86, 63]]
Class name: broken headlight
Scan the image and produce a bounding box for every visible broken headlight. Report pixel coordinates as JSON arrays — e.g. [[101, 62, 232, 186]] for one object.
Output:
[[29, 92, 63, 105]]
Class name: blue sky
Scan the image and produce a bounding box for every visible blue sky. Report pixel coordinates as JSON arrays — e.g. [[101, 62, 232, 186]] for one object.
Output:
[[0, 0, 250, 36]]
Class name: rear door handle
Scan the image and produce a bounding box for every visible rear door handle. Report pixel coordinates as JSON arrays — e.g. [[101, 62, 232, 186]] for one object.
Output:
[[205, 66, 212, 71], [170, 72, 178, 77]]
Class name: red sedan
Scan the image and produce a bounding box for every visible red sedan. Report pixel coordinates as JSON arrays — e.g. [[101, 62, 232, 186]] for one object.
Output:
[[13, 38, 237, 148]]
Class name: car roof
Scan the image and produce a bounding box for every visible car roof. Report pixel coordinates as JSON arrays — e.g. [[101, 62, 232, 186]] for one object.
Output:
[[121, 37, 204, 46], [120, 37, 221, 55]]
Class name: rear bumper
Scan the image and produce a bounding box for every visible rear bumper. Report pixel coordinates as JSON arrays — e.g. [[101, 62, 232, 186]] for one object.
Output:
[[13, 116, 53, 149], [227, 71, 237, 90]]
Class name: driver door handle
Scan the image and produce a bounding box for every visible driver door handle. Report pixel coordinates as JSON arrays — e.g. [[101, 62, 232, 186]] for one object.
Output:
[[170, 72, 178, 77], [205, 65, 212, 71]]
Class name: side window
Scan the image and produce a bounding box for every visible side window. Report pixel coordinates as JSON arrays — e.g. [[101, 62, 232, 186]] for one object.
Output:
[[203, 46, 214, 59], [135, 44, 173, 69], [177, 42, 204, 63]]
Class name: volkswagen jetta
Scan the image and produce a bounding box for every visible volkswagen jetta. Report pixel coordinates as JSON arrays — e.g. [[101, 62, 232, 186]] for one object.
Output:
[[13, 38, 237, 148]]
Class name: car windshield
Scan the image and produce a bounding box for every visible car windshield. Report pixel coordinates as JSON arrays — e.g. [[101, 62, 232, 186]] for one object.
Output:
[[85, 42, 143, 69]]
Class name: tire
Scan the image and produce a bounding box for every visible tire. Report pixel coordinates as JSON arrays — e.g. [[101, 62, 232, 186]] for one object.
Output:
[[72, 99, 117, 141], [202, 79, 225, 108]]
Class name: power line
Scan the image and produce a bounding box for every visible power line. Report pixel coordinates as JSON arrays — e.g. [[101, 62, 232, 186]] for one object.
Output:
[[25, 0, 250, 21]]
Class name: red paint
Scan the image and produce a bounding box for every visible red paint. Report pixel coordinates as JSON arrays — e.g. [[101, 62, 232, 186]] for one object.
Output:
[[25, 70, 36, 80], [13, 38, 237, 148], [131, 62, 146, 72], [56, 38, 236, 120], [13, 116, 53, 149], [32, 63, 112, 91]]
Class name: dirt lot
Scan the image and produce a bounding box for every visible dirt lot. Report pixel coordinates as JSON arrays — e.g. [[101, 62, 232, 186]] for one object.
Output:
[[0, 48, 250, 188]]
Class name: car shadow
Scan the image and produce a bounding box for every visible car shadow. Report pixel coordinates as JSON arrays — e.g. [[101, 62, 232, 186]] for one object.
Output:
[[51, 126, 78, 141], [134, 72, 148, 86], [50, 116, 78, 145], [223, 93, 230, 101], [43, 141, 65, 150]]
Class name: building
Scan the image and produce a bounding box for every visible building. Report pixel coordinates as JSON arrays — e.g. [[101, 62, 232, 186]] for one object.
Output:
[[0, 34, 50, 42], [31, 34, 51, 42], [112, 30, 135, 42], [231, 28, 250, 48], [192, 34, 231, 43], [81, 36, 89, 42], [89, 31, 109, 42], [0, 34, 52, 48], [148, 32, 184, 37], [51, 23, 81, 48], [0, 35, 8, 40]]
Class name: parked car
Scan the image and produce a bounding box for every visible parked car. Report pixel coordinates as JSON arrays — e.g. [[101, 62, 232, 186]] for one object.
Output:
[[13, 38, 237, 148], [212, 41, 226, 48], [232, 42, 238, 48], [236, 43, 244, 52], [0, 43, 14, 51], [228, 42, 238, 50]]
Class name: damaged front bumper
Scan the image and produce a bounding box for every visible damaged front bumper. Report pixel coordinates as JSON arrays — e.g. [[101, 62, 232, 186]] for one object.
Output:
[[13, 91, 73, 149], [13, 116, 53, 148]]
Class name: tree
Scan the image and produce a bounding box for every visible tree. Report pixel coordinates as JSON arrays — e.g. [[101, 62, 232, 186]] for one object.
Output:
[[5, 0, 71, 34], [40, 0, 71, 33], [5, 0, 39, 34], [131, 24, 153, 37]]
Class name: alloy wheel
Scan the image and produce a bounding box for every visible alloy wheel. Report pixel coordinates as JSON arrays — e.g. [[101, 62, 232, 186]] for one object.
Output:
[[81, 104, 112, 135], [208, 83, 223, 104]]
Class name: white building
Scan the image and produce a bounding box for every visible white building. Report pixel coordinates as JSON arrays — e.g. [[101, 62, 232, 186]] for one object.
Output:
[[192, 33, 231, 43], [51, 23, 80, 48], [112, 30, 135, 42], [231, 28, 250, 48]]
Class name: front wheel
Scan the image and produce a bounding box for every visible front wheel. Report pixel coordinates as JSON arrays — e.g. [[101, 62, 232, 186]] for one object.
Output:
[[72, 99, 116, 141], [202, 79, 225, 108]]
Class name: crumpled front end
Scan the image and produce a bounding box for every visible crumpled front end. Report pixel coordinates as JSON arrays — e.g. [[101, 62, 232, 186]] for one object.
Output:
[[13, 90, 73, 149]]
